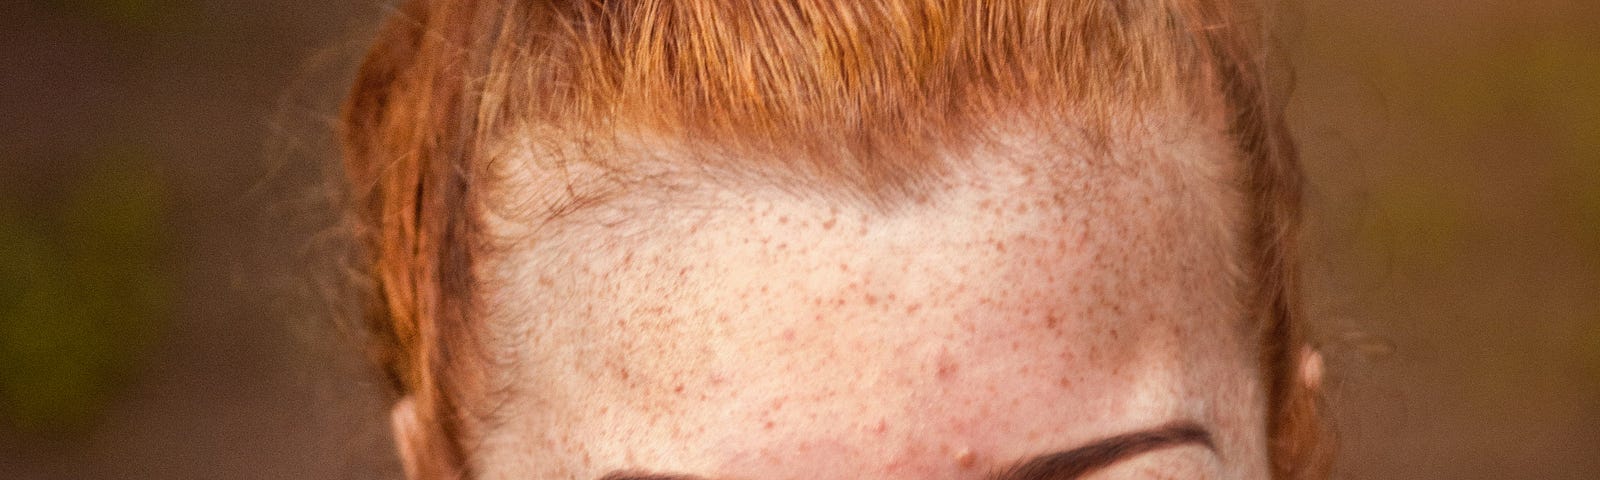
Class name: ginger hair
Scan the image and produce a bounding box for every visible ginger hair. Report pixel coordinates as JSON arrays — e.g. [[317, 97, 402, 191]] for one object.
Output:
[[339, 1, 1327, 478]]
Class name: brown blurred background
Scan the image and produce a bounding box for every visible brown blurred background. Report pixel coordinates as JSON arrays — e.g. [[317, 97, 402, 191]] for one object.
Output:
[[0, 1, 1595, 478]]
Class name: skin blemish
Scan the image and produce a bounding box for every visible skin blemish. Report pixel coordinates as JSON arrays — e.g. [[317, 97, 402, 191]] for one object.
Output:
[[936, 356, 960, 380], [954, 447, 976, 469]]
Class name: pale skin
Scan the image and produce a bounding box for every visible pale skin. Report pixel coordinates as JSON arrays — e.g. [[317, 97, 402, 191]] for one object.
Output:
[[391, 110, 1319, 479]]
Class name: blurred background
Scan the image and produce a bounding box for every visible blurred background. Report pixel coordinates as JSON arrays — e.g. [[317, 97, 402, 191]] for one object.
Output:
[[0, 0, 1594, 478]]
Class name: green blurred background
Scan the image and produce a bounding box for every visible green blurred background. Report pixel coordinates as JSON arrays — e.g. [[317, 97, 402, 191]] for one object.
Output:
[[0, 0, 1595, 478]]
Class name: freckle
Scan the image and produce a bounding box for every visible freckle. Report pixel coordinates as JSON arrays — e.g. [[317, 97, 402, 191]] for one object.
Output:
[[906, 303, 921, 314], [1059, 376, 1073, 388], [994, 240, 1006, 253], [1045, 314, 1062, 330], [865, 294, 878, 305], [822, 217, 837, 230], [538, 276, 554, 287], [840, 263, 850, 272], [674, 384, 685, 393], [778, 215, 789, 224]]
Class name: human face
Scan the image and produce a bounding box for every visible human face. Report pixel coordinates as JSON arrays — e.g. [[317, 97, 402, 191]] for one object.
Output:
[[467, 113, 1269, 479]]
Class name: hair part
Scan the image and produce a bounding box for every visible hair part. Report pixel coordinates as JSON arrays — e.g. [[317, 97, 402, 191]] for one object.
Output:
[[339, 1, 1328, 478]]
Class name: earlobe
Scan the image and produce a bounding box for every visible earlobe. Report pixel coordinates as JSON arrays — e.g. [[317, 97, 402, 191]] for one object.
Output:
[[391, 396, 423, 479], [1299, 345, 1325, 392]]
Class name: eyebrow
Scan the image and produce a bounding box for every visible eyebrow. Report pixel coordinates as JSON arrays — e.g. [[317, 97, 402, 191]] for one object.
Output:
[[598, 421, 1215, 480], [986, 421, 1215, 480]]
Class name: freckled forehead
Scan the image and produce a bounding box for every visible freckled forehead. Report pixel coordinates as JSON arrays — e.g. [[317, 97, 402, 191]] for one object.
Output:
[[481, 113, 1253, 390], [473, 114, 1256, 479], [487, 108, 1241, 241]]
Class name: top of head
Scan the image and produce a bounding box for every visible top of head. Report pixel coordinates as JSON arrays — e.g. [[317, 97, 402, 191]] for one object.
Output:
[[345, 0, 1269, 206]]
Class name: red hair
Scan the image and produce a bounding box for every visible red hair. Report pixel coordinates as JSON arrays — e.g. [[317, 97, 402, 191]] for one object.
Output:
[[340, 1, 1326, 477]]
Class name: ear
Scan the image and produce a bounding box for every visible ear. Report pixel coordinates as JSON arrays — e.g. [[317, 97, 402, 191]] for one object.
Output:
[[1299, 345, 1325, 391], [391, 396, 423, 479]]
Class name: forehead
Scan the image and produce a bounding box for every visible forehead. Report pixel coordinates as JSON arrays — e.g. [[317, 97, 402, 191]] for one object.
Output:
[[473, 112, 1261, 478]]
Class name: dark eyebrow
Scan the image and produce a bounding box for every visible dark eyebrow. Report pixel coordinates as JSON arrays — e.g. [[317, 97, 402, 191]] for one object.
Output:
[[598, 421, 1214, 480], [988, 421, 1215, 480]]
